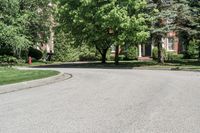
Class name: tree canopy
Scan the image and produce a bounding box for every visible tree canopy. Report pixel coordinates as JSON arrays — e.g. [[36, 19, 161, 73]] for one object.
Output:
[[0, 0, 51, 57], [57, 0, 150, 63]]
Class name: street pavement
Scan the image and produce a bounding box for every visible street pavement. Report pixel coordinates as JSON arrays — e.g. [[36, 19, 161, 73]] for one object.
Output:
[[0, 68, 200, 133]]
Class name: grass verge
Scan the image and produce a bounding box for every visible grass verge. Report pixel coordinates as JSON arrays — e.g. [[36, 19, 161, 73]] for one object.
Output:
[[0, 67, 59, 85]]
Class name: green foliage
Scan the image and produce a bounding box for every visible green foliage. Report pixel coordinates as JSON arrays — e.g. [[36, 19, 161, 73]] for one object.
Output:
[[28, 48, 43, 60], [150, 0, 193, 63], [0, 0, 51, 58], [53, 45, 80, 62], [153, 47, 183, 61], [126, 46, 138, 60], [187, 39, 199, 59], [166, 52, 183, 61], [53, 30, 100, 62], [53, 31, 79, 62], [57, 0, 150, 63], [0, 45, 13, 56], [0, 55, 18, 65], [152, 47, 166, 60], [79, 53, 99, 61], [79, 46, 100, 61], [152, 47, 158, 60]]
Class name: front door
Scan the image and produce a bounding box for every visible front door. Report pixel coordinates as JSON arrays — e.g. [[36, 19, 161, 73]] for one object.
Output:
[[145, 44, 151, 56]]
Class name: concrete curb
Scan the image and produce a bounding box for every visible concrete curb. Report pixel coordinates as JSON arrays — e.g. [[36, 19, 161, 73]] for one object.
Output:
[[0, 71, 72, 95]]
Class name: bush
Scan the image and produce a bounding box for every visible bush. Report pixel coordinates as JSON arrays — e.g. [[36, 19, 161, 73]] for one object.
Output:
[[53, 42, 81, 62], [53, 31, 81, 62], [79, 46, 100, 61], [0, 45, 13, 56], [0, 55, 26, 65], [28, 47, 43, 60], [166, 52, 183, 61], [152, 47, 171, 61], [0, 55, 18, 65], [152, 47, 158, 60], [126, 46, 138, 60], [79, 53, 99, 61], [187, 39, 199, 59]]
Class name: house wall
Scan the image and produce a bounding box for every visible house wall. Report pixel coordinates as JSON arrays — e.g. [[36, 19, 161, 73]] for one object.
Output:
[[165, 32, 179, 54]]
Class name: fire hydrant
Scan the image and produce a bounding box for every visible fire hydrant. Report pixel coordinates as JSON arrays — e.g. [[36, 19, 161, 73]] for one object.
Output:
[[28, 56, 32, 65]]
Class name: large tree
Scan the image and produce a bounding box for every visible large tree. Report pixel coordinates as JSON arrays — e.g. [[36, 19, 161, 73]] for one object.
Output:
[[0, 0, 51, 58], [189, 0, 200, 60], [151, 0, 193, 63], [56, 0, 150, 64]]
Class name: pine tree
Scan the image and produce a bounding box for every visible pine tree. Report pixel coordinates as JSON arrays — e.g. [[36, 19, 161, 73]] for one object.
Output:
[[151, 0, 192, 63], [189, 0, 200, 60]]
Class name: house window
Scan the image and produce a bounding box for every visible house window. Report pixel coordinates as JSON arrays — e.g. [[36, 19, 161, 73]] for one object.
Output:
[[111, 45, 115, 53], [167, 38, 174, 50]]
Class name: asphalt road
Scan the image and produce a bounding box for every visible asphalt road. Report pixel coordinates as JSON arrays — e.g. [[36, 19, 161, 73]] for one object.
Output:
[[0, 68, 200, 133]]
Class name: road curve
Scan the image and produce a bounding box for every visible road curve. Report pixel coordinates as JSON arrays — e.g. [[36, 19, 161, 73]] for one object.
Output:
[[0, 68, 200, 133]]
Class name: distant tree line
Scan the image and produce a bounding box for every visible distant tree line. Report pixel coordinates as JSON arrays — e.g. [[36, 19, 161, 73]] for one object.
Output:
[[0, 0, 199, 64]]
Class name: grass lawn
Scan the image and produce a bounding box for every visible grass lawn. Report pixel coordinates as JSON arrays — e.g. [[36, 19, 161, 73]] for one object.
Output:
[[0, 67, 59, 85]]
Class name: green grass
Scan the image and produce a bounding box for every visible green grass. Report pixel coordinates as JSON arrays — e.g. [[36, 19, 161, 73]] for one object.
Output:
[[0, 67, 59, 85]]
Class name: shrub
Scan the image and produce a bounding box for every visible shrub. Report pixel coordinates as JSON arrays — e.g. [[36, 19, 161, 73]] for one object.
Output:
[[152, 47, 158, 60], [53, 43, 80, 62], [126, 46, 138, 60], [0, 45, 13, 56], [0, 55, 18, 65], [166, 52, 175, 61], [187, 39, 199, 59], [79, 53, 98, 61], [152, 47, 167, 60], [53, 31, 82, 62], [28, 47, 43, 60]]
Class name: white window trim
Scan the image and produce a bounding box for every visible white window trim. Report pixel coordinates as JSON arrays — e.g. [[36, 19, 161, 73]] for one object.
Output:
[[111, 45, 115, 53], [167, 38, 175, 51]]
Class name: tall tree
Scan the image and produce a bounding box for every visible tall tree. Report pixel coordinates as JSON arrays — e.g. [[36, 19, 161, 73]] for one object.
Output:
[[0, 0, 51, 58], [56, 0, 150, 64], [189, 0, 200, 60], [151, 0, 175, 63], [151, 0, 192, 63]]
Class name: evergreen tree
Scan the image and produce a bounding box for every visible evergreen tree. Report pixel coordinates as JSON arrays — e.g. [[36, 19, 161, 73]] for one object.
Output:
[[189, 0, 200, 60], [151, 0, 192, 63]]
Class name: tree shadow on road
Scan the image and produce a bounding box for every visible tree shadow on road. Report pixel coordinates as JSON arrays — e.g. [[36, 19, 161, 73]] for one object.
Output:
[[32, 61, 158, 69]]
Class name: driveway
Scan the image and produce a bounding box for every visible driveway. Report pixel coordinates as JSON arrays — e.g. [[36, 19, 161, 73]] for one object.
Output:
[[0, 68, 200, 133]]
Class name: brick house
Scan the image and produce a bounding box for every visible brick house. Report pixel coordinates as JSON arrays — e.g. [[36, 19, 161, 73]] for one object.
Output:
[[138, 31, 184, 60]]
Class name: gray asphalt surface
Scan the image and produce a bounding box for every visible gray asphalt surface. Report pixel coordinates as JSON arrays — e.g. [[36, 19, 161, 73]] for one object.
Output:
[[0, 68, 200, 133]]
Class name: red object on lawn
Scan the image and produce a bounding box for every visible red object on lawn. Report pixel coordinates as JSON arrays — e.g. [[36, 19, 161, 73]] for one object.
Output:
[[28, 56, 32, 65]]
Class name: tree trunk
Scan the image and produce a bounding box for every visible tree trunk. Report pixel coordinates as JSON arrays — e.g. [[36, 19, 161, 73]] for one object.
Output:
[[96, 46, 108, 64], [101, 49, 107, 64], [184, 39, 190, 59], [198, 44, 200, 61], [157, 37, 164, 64], [115, 45, 119, 65]]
